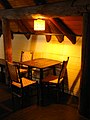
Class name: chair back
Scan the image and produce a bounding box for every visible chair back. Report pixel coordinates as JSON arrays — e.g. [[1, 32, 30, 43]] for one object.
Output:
[[0, 58, 6, 66], [7, 62, 20, 83], [20, 51, 33, 62], [58, 57, 69, 83]]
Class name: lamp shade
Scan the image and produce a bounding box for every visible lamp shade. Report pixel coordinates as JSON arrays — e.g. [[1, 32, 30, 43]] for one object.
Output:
[[34, 19, 45, 31]]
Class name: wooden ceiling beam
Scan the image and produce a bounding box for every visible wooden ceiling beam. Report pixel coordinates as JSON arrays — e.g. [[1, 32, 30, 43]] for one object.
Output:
[[0, 0, 12, 9], [0, 0, 11, 35], [15, 20, 30, 39], [22, 19, 34, 33], [47, 19, 64, 43], [0, 0, 31, 39], [0, 1, 89, 19], [50, 18, 76, 44], [34, 0, 47, 5], [12, 20, 31, 39], [45, 20, 51, 42]]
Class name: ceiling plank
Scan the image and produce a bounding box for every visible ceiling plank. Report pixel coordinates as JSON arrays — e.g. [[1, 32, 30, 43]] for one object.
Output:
[[13, 20, 31, 39], [45, 20, 51, 42], [23, 19, 34, 33], [34, 0, 47, 5], [50, 18, 76, 44], [0, 0, 12, 9], [0, 0, 31, 39], [0, 0, 10, 35], [48, 19, 64, 43], [0, 1, 88, 19], [15, 20, 30, 39]]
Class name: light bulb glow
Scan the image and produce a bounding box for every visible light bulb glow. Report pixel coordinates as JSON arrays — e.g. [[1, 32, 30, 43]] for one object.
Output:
[[34, 19, 45, 31]]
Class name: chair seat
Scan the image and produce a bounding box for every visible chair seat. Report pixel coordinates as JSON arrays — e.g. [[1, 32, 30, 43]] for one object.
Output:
[[12, 77, 36, 88], [42, 75, 58, 83], [19, 68, 28, 73], [7, 61, 39, 108], [41, 58, 69, 104], [42, 75, 64, 84]]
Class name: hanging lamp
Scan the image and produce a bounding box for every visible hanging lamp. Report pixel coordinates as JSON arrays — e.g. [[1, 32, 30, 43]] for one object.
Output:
[[34, 19, 45, 31]]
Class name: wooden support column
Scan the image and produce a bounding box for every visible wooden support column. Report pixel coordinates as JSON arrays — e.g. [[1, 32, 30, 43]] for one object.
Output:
[[79, 12, 90, 119], [2, 18, 12, 62]]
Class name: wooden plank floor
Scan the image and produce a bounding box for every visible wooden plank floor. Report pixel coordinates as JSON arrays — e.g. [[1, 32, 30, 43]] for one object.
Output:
[[2, 104, 89, 120], [0, 77, 88, 120]]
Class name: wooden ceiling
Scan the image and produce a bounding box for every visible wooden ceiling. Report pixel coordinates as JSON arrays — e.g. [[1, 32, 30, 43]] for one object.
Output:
[[0, 0, 89, 44]]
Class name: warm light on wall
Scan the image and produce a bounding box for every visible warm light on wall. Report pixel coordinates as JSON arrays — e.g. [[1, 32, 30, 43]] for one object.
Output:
[[34, 19, 45, 31]]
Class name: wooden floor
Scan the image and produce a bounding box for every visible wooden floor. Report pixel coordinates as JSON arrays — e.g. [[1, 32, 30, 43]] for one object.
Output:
[[1, 104, 88, 120], [0, 80, 88, 120]]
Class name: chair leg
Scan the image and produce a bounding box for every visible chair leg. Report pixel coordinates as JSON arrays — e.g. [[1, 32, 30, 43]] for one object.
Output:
[[40, 82, 48, 105], [42, 83, 51, 105], [11, 86, 16, 111], [11, 94, 15, 111], [62, 80, 64, 93], [21, 88, 24, 108], [56, 85, 60, 103], [40, 83, 44, 105], [47, 83, 50, 102], [36, 82, 39, 105]]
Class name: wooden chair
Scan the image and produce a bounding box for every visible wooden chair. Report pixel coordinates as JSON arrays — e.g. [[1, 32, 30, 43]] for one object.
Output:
[[20, 51, 33, 62], [20, 51, 40, 80], [20, 51, 55, 83], [17, 51, 39, 81], [42, 57, 69, 103], [20, 51, 34, 77], [7, 62, 39, 109], [0, 58, 6, 83], [13, 51, 33, 78]]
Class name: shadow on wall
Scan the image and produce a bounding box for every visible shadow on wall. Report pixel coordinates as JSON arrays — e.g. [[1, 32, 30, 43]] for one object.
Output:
[[30, 35, 38, 54], [69, 69, 81, 96], [64, 69, 69, 93], [64, 69, 81, 96]]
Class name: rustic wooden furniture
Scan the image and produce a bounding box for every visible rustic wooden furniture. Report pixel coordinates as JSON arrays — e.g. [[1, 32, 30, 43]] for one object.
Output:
[[7, 62, 39, 108], [20, 58, 61, 105], [20, 51, 33, 62], [13, 51, 33, 78], [20, 58, 61, 83], [20, 51, 34, 77], [42, 57, 69, 103], [20, 51, 43, 80], [0, 58, 7, 83], [0, 58, 6, 72]]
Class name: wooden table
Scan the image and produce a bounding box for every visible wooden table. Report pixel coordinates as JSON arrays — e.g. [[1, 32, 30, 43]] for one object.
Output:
[[20, 58, 61, 83], [20, 58, 61, 105]]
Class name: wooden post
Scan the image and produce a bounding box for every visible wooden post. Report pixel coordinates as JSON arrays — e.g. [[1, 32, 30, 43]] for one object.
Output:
[[79, 12, 90, 119], [2, 18, 12, 62]]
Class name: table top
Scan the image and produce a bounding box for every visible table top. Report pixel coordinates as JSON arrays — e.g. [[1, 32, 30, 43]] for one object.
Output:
[[20, 58, 61, 69]]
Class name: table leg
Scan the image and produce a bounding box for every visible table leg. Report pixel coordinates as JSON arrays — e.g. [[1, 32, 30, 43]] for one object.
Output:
[[28, 66, 32, 79], [40, 69, 43, 83], [39, 68, 44, 105], [53, 66, 56, 75]]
